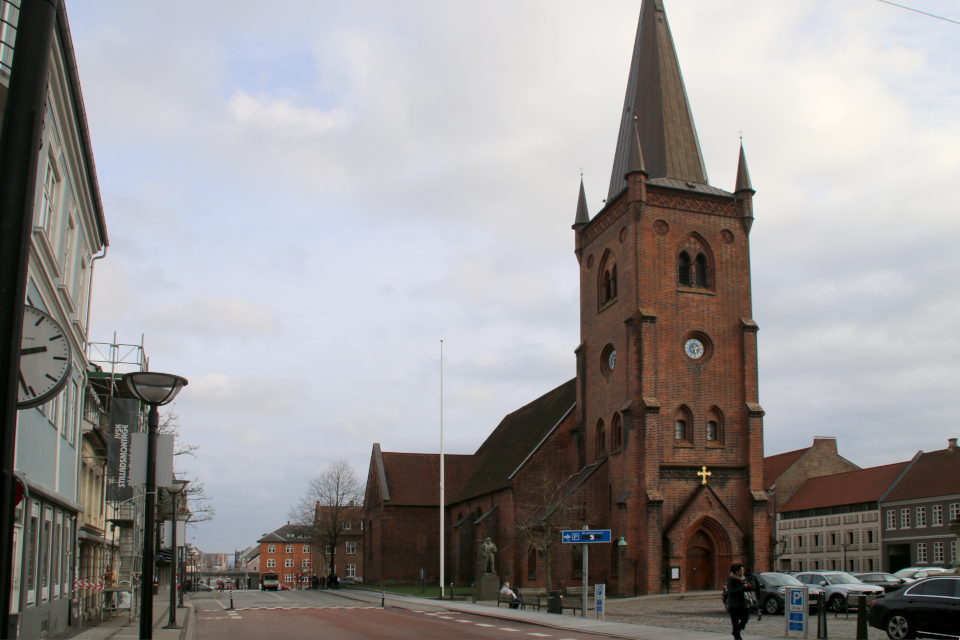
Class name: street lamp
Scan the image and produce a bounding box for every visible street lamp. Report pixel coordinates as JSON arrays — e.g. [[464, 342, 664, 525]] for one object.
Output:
[[617, 537, 627, 596], [123, 371, 187, 640], [164, 478, 188, 629], [840, 541, 852, 573]]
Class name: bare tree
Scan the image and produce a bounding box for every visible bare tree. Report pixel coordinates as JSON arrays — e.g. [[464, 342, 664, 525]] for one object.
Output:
[[515, 469, 583, 591], [157, 409, 200, 459], [156, 410, 214, 523], [288, 460, 364, 579]]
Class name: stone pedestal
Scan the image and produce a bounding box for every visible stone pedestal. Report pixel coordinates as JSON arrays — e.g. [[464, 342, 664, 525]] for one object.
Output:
[[479, 573, 499, 601]]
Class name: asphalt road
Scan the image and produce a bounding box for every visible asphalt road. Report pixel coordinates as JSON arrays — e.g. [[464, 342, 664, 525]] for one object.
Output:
[[192, 589, 612, 640]]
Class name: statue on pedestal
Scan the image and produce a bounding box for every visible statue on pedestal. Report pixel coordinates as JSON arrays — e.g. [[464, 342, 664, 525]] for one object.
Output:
[[480, 537, 497, 574]]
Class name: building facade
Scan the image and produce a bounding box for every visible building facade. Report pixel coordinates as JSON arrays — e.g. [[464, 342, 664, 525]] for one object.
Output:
[[5, 3, 109, 636], [366, 0, 769, 595], [257, 525, 314, 588], [881, 439, 960, 572]]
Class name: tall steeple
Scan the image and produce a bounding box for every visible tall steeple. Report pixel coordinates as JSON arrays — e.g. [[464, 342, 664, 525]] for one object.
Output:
[[607, 0, 708, 200]]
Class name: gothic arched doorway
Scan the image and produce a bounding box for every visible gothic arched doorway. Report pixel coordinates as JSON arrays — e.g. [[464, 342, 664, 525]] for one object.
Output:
[[685, 529, 715, 591]]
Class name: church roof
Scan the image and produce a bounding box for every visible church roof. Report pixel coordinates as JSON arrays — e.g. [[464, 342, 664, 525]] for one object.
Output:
[[883, 445, 960, 503], [608, 0, 708, 200], [450, 378, 577, 505], [379, 451, 475, 507], [779, 461, 910, 513]]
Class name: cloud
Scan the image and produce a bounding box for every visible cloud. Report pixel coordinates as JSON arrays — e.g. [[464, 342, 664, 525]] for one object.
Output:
[[186, 373, 291, 415], [146, 292, 280, 336], [227, 92, 354, 135]]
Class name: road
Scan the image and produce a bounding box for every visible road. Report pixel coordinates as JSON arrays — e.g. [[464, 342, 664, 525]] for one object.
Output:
[[192, 589, 611, 640]]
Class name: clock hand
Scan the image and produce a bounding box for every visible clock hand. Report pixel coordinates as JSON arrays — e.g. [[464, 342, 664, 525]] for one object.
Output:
[[20, 346, 48, 355], [18, 370, 28, 395]]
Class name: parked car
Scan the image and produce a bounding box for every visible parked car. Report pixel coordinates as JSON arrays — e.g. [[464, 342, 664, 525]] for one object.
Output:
[[339, 576, 362, 585], [196, 583, 214, 592], [754, 572, 823, 615], [892, 567, 951, 582], [853, 572, 910, 593], [868, 575, 960, 639], [794, 571, 884, 612]]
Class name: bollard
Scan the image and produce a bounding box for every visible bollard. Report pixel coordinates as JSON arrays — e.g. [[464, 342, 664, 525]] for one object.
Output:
[[816, 592, 827, 639], [855, 595, 868, 640], [228, 591, 234, 611], [471, 583, 476, 604], [381, 590, 385, 608]]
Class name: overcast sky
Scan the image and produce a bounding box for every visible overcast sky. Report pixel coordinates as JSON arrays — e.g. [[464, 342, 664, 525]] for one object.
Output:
[[66, 0, 960, 554]]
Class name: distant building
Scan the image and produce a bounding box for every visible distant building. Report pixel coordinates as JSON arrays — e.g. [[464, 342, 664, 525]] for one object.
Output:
[[315, 504, 365, 582], [775, 462, 909, 573], [880, 439, 960, 572], [257, 524, 314, 588]]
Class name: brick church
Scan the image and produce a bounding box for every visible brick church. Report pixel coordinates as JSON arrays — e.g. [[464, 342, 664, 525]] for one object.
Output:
[[364, 0, 768, 595]]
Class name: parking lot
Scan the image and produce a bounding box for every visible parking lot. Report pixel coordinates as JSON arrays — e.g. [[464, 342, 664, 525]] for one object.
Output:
[[604, 594, 888, 639]]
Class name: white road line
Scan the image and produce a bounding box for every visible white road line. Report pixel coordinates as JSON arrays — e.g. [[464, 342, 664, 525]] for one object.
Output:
[[498, 628, 521, 632], [475, 623, 495, 627], [526, 634, 551, 637], [455, 620, 473, 623]]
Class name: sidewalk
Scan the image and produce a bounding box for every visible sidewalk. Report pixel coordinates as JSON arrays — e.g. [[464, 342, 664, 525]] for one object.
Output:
[[357, 590, 786, 640], [67, 586, 193, 640]]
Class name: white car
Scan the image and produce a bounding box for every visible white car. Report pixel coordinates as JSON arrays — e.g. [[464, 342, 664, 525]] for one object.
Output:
[[891, 567, 951, 583], [794, 571, 884, 612]]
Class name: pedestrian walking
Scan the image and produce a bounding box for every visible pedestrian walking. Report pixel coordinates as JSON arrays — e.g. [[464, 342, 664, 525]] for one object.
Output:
[[725, 564, 754, 640], [744, 567, 761, 621]]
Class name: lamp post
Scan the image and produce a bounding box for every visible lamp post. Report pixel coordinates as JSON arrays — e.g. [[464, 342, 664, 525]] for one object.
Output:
[[840, 541, 852, 573], [617, 537, 627, 597], [163, 479, 188, 629], [123, 371, 187, 640]]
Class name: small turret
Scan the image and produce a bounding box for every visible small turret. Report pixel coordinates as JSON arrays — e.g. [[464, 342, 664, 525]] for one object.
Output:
[[735, 143, 755, 234], [573, 177, 589, 228]]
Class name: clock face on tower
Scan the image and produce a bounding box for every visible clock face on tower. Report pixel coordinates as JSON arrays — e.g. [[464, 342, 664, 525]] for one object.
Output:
[[608, 349, 616, 371], [684, 338, 705, 360], [18, 305, 72, 409]]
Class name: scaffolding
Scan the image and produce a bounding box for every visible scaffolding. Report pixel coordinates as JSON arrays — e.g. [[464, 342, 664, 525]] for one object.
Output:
[[85, 334, 150, 623]]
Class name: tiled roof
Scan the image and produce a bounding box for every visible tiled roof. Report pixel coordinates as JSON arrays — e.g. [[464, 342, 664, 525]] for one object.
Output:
[[884, 446, 960, 502], [779, 462, 910, 513], [451, 378, 577, 504], [258, 523, 312, 543], [763, 447, 810, 490], [380, 451, 475, 507]]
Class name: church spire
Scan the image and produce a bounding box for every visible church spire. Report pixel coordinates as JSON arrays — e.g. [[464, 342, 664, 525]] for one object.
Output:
[[574, 176, 590, 227], [608, 0, 708, 200], [734, 143, 754, 194]]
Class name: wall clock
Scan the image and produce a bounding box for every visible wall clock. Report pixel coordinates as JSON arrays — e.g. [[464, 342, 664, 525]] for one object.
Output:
[[684, 338, 704, 360], [18, 305, 72, 409]]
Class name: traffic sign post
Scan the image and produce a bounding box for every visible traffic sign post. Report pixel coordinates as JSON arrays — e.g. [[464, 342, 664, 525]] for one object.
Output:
[[595, 583, 605, 619], [784, 586, 808, 638], [561, 529, 612, 617]]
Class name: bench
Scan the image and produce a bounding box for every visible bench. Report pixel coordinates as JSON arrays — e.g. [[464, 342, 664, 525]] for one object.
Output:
[[518, 588, 543, 612], [562, 587, 594, 614], [498, 592, 521, 608]]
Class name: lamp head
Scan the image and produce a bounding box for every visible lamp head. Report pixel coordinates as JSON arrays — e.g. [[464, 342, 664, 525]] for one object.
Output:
[[124, 371, 188, 406], [618, 536, 627, 547]]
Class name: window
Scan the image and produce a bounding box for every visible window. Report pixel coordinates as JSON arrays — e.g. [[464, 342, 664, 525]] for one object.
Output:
[[797, 535, 804, 548], [37, 158, 59, 232], [901, 508, 910, 529], [285, 558, 294, 568], [302, 545, 310, 553], [952, 541, 957, 563], [831, 560, 837, 570], [678, 252, 691, 286], [611, 413, 623, 450], [267, 559, 275, 568], [917, 543, 927, 563], [886, 510, 896, 530], [867, 530, 874, 543], [346, 564, 356, 578], [302, 559, 310, 568], [284, 574, 292, 583], [596, 419, 606, 454], [706, 421, 718, 442], [916, 507, 926, 528], [934, 542, 944, 563], [868, 558, 874, 571], [848, 559, 856, 572], [527, 546, 537, 579], [674, 420, 686, 441], [847, 531, 855, 544], [813, 534, 820, 546], [933, 505, 943, 526], [694, 254, 708, 288], [286, 544, 294, 553], [950, 503, 959, 523], [830, 533, 837, 545], [599, 252, 618, 307], [343, 521, 352, 530], [346, 541, 357, 555], [268, 544, 275, 553]]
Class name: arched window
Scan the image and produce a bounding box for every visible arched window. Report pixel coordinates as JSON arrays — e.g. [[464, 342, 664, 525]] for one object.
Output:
[[611, 413, 623, 450], [678, 252, 691, 286], [599, 251, 618, 308], [596, 419, 606, 455], [706, 421, 718, 442], [611, 265, 618, 298], [707, 407, 724, 444], [476, 507, 482, 520], [527, 546, 537, 579], [694, 254, 708, 288], [674, 406, 692, 442]]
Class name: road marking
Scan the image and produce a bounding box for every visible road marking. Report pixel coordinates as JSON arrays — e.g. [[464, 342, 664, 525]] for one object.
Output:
[[475, 623, 495, 627], [499, 628, 521, 632], [455, 620, 473, 623], [526, 634, 551, 637]]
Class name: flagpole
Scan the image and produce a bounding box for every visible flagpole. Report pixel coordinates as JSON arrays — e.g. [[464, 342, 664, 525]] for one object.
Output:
[[439, 340, 445, 599]]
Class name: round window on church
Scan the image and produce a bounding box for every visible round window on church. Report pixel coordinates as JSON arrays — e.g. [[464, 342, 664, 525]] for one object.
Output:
[[682, 332, 712, 362], [601, 344, 616, 375]]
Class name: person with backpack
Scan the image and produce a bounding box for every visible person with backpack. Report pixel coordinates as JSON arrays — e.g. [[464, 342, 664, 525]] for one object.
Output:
[[725, 564, 755, 640], [744, 567, 761, 621]]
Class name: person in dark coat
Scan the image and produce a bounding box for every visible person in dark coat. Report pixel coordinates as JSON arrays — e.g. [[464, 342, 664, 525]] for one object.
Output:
[[725, 564, 754, 640], [744, 567, 761, 621]]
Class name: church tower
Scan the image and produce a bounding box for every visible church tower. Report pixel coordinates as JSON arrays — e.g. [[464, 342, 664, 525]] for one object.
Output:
[[573, 0, 767, 593]]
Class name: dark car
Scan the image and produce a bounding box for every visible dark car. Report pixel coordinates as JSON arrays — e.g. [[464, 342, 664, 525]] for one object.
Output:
[[754, 572, 823, 615], [854, 572, 910, 594], [868, 575, 960, 639]]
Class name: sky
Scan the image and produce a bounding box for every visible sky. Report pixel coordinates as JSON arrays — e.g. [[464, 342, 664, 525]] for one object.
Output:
[[64, 0, 960, 554]]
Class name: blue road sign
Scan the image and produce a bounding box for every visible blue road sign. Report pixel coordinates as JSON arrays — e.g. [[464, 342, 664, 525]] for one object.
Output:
[[789, 612, 803, 622], [791, 590, 803, 607], [561, 529, 611, 543]]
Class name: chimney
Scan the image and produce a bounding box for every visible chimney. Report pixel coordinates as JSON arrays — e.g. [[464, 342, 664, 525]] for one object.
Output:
[[949, 438, 958, 451]]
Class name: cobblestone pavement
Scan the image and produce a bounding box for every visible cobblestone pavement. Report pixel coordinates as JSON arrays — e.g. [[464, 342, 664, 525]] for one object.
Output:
[[605, 596, 888, 639]]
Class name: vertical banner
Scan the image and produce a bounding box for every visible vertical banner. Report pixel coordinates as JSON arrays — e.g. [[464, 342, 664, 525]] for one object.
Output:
[[107, 399, 138, 502]]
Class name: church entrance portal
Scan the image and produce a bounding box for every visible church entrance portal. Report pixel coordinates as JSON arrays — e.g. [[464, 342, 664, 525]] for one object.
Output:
[[685, 530, 715, 591]]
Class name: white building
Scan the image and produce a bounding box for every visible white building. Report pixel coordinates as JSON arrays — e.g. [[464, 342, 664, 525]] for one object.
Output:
[[3, 2, 109, 635]]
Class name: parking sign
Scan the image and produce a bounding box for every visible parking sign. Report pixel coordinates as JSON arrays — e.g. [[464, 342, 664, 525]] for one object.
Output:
[[785, 586, 808, 637]]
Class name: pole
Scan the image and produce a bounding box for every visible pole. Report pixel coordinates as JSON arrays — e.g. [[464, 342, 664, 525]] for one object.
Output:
[[140, 404, 159, 639], [581, 525, 588, 618], [164, 490, 179, 628], [439, 340, 444, 599], [0, 1, 60, 635]]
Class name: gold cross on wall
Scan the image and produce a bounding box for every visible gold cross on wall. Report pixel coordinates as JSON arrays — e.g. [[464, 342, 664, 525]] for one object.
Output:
[[697, 466, 712, 485]]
